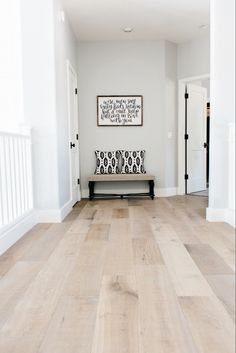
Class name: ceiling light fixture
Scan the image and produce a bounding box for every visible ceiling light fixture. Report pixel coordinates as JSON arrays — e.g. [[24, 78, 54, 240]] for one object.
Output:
[[123, 27, 133, 33], [59, 10, 65, 23], [199, 24, 208, 30]]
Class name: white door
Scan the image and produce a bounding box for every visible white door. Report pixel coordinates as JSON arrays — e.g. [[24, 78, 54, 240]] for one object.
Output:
[[67, 62, 81, 205], [186, 84, 207, 193]]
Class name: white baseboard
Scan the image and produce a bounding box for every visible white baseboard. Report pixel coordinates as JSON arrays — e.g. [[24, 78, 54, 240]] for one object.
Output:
[[0, 200, 75, 256], [157, 187, 177, 197], [177, 186, 185, 195], [36, 199, 74, 223], [81, 187, 177, 199], [60, 199, 74, 220], [206, 207, 235, 228], [0, 211, 37, 256], [225, 208, 235, 228]]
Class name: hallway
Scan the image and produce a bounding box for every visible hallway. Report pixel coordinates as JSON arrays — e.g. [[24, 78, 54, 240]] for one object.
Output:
[[0, 196, 235, 352]]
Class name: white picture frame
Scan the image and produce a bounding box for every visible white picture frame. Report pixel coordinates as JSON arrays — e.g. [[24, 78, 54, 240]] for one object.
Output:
[[97, 95, 143, 126]]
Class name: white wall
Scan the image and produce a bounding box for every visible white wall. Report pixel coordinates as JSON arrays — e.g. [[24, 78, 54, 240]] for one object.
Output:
[[207, 0, 235, 227], [178, 33, 210, 79], [0, 0, 24, 129], [20, 0, 78, 218], [77, 40, 177, 197], [20, 0, 59, 212], [164, 42, 178, 188], [54, 0, 78, 208]]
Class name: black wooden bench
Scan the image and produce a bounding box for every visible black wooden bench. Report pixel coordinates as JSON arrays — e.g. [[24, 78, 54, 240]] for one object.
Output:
[[88, 174, 155, 200]]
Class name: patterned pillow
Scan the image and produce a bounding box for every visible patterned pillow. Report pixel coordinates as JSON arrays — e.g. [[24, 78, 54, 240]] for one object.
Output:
[[95, 151, 120, 174], [121, 150, 146, 174]]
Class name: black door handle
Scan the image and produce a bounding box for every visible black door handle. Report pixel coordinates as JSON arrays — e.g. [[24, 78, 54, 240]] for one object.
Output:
[[70, 142, 75, 149], [204, 142, 208, 148]]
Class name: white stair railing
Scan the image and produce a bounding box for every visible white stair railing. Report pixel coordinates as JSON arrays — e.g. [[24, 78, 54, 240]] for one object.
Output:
[[0, 130, 33, 231]]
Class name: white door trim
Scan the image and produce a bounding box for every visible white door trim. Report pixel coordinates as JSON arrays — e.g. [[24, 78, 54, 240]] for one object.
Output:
[[177, 74, 210, 195], [66, 60, 80, 205]]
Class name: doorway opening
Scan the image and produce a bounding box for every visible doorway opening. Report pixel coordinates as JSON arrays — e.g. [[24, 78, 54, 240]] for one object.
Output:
[[178, 75, 210, 197]]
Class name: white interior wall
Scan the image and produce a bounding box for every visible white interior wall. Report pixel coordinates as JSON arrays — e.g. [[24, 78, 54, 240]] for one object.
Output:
[[20, 0, 59, 213], [0, 0, 24, 129], [207, 0, 235, 227], [177, 33, 210, 79], [164, 41, 178, 189], [77, 40, 177, 197], [20, 0, 78, 219]]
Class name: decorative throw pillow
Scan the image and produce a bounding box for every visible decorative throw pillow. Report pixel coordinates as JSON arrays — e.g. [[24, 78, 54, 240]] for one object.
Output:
[[95, 150, 120, 174], [121, 150, 146, 174]]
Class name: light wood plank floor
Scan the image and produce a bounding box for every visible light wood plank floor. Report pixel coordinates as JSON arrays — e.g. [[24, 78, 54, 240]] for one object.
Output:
[[0, 196, 235, 353]]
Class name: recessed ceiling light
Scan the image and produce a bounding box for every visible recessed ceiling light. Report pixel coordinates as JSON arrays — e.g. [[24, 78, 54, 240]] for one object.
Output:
[[123, 27, 133, 33], [59, 10, 65, 23], [199, 24, 208, 30]]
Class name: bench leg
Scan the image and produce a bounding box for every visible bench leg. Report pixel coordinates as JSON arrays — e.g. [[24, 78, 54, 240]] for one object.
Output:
[[89, 181, 95, 200], [149, 180, 155, 200]]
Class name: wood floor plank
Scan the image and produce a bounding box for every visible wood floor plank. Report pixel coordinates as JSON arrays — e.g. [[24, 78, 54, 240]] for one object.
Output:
[[112, 208, 129, 219], [0, 224, 51, 276], [179, 296, 235, 353], [159, 241, 214, 296], [185, 244, 234, 275], [206, 274, 235, 322], [91, 275, 140, 353], [192, 225, 235, 271], [131, 220, 154, 239], [38, 296, 98, 353], [129, 206, 148, 220], [151, 222, 180, 242], [0, 233, 80, 340], [109, 219, 130, 237], [67, 219, 92, 234], [85, 224, 110, 241], [78, 206, 97, 220], [132, 238, 164, 265], [0, 338, 41, 353], [21, 223, 71, 262], [62, 240, 107, 298], [136, 266, 198, 353], [175, 230, 201, 244], [0, 261, 43, 329], [92, 208, 113, 224], [103, 237, 135, 276]]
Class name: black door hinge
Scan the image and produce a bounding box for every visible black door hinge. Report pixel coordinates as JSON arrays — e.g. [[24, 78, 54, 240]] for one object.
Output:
[[185, 93, 189, 99], [77, 179, 80, 185], [184, 174, 189, 180], [76, 134, 79, 140], [75, 88, 78, 95], [184, 134, 189, 140]]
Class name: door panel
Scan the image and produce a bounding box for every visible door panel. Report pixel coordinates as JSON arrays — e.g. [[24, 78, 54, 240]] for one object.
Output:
[[67, 63, 81, 204], [186, 84, 207, 194]]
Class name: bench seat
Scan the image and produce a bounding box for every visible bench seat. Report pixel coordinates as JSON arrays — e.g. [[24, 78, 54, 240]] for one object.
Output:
[[88, 174, 155, 200]]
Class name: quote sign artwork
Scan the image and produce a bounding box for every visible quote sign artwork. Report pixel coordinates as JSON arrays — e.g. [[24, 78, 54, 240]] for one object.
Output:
[[97, 96, 143, 126]]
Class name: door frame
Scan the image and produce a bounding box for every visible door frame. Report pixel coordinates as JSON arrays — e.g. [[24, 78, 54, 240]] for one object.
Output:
[[66, 60, 80, 204], [177, 74, 210, 195]]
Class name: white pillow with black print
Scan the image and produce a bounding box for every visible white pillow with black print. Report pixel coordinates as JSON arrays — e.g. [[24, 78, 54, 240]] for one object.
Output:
[[95, 150, 120, 174], [121, 150, 146, 174]]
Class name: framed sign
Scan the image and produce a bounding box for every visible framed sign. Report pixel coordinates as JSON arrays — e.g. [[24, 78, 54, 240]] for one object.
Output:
[[97, 95, 143, 126]]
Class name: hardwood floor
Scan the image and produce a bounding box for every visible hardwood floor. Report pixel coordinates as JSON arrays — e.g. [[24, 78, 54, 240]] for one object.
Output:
[[0, 196, 235, 353]]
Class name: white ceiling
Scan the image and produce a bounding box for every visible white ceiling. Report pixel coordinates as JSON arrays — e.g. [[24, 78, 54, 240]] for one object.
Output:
[[62, 0, 210, 43]]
